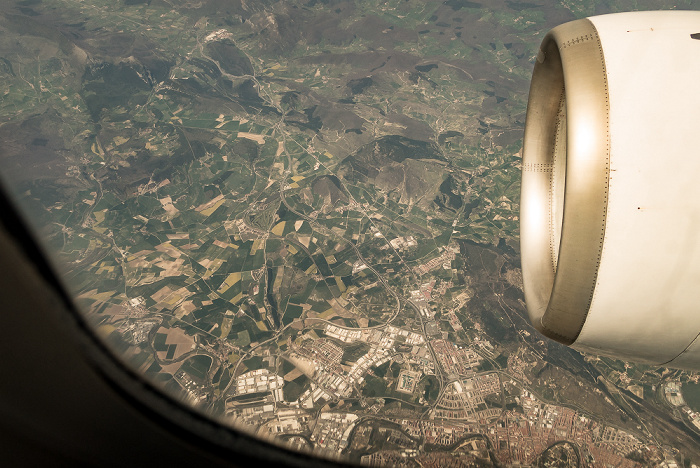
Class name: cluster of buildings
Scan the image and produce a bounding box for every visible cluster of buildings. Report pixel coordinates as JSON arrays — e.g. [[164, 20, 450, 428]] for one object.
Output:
[[664, 381, 686, 407], [386, 325, 426, 346], [323, 324, 363, 343], [282, 323, 437, 410], [349, 346, 393, 388], [664, 381, 700, 431], [298, 338, 343, 372], [229, 403, 278, 428], [233, 368, 284, 401], [225, 368, 287, 422], [413, 244, 459, 275], [259, 408, 310, 435], [116, 319, 157, 345], [418, 281, 436, 300], [310, 413, 359, 454], [215, 317, 662, 468], [485, 389, 645, 465], [681, 406, 700, 431], [388, 236, 418, 250], [289, 326, 406, 401], [434, 373, 502, 420], [361, 385, 653, 466], [431, 339, 482, 377], [396, 369, 422, 394], [213, 305, 663, 467], [294, 382, 335, 409], [323, 323, 424, 348], [409, 295, 432, 318], [471, 336, 496, 356], [303, 323, 496, 411], [360, 450, 414, 466], [351, 260, 369, 274], [398, 418, 480, 446], [446, 309, 463, 332]]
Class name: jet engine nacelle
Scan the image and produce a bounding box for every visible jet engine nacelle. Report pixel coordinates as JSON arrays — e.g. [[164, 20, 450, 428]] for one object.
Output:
[[521, 11, 700, 369]]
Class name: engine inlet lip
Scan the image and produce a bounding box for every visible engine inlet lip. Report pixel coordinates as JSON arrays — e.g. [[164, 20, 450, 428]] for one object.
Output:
[[520, 18, 611, 345]]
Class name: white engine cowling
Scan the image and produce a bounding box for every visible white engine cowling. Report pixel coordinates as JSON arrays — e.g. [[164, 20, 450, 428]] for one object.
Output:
[[521, 11, 700, 369]]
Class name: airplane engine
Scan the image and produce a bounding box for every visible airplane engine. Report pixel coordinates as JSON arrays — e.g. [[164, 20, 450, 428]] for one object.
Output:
[[520, 11, 700, 369]]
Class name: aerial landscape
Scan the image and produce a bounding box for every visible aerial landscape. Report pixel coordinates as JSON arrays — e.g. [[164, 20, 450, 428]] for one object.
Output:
[[2, 0, 700, 465]]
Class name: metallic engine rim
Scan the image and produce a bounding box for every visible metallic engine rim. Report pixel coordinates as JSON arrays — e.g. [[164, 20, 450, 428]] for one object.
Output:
[[520, 18, 611, 345]]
